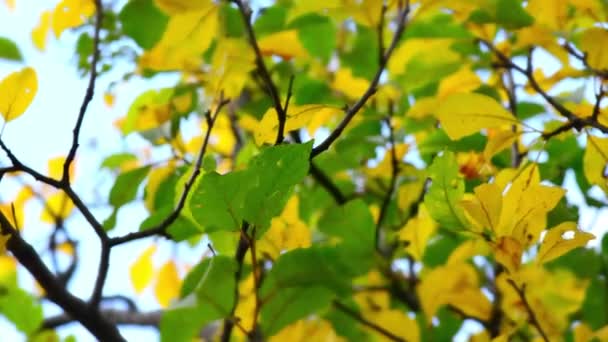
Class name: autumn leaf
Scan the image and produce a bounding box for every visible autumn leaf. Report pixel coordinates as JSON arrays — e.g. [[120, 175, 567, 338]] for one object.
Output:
[[0, 234, 10, 254], [154, 0, 211, 15], [32, 10, 52, 51], [399, 204, 437, 260], [0, 67, 38, 122], [52, 0, 96, 38], [130, 245, 156, 294], [536, 222, 595, 264], [258, 30, 308, 60], [40, 191, 75, 224], [154, 261, 180, 307], [436, 93, 516, 140]]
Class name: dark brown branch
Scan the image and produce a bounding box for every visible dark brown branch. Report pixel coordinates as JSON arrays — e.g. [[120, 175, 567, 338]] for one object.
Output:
[[109, 97, 230, 246], [220, 222, 252, 342], [42, 309, 161, 330], [309, 163, 347, 204], [0, 212, 125, 341], [506, 279, 549, 342], [333, 300, 405, 342], [481, 40, 608, 135], [232, 0, 287, 144], [311, 4, 410, 158], [63, 0, 104, 182], [0, 139, 108, 241], [90, 243, 110, 307]]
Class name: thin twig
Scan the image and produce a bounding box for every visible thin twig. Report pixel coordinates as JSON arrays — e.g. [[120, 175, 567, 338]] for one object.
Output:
[[311, 3, 411, 157], [63, 0, 104, 183], [232, 0, 287, 144], [109, 96, 230, 246], [506, 279, 549, 342], [333, 300, 405, 341]]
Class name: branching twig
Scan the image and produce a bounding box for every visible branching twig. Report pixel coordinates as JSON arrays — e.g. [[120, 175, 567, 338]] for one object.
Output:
[[507, 279, 549, 342], [311, 3, 411, 157], [375, 114, 399, 252], [109, 96, 230, 246], [0, 212, 125, 341], [42, 309, 161, 330], [231, 0, 287, 144], [63, 0, 104, 182]]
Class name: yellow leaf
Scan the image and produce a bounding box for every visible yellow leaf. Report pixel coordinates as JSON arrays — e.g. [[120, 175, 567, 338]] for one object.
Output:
[[48, 156, 74, 180], [436, 93, 515, 140], [581, 27, 608, 71], [399, 204, 437, 260], [206, 39, 255, 98], [366, 143, 408, 178], [56, 242, 75, 256], [526, 0, 567, 30], [418, 263, 491, 321], [493, 236, 523, 274], [258, 196, 311, 259], [460, 183, 503, 233], [4, 0, 14, 10], [154, 261, 180, 307], [139, 4, 218, 71], [484, 128, 519, 160], [437, 66, 482, 98], [369, 309, 420, 342], [0, 67, 38, 122], [446, 239, 490, 265], [406, 97, 438, 119], [255, 104, 342, 146], [234, 274, 256, 333], [130, 245, 156, 294], [0, 256, 17, 286], [584, 135, 608, 192], [332, 68, 370, 100], [270, 319, 346, 342], [536, 222, 595, 264], [32, 10, 52, 51], [154, 0, 211, 14], [40, 191, 75, 223], [258, 30, 308, 60], [52, 0, 95, 38], [388, 38, 459, 76], [103, 92, 115, 108]]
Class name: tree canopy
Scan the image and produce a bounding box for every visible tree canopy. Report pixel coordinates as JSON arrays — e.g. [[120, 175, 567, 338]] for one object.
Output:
[[1, 0, 608, 341]]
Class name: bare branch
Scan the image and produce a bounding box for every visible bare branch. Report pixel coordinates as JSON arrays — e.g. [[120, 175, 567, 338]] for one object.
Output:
[[109, 97, 230, 246], [507, 279, 549, 342], [42, 309, 161, 330], [311, 4, 411, 157], [63, 0, 104, 183], [333, 300, 405, 342]]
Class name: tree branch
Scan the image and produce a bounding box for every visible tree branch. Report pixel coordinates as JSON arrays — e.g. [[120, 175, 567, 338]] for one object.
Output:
[[109, 97, 230, 246], [232, 0, 287, 144], [311, 4, 411, 157], [0, 212, 125, 341], [506, 279, 549, 342], [375, 115, 399, 252], [42, 309, 161, 330], [63, 0, 104, 183]]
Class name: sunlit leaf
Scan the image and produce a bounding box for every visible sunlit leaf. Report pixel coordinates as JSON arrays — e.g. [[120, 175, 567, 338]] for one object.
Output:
[[130, 245, 156, 294], [0, 67, 38, 122], [436, 93, 515, 140], [537, 222, 595, 264], [258, 30, 308, 59], [52, 0, 96, 38], [155, 261, 180, 308]]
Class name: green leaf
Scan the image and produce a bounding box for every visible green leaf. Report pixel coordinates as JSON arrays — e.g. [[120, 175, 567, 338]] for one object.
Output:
[[109, 166, 151, 208], [292, 14, 336, 62], [189, 171, 248, 232], [221, 4, 245, 37], [140, 206, 202, 241], [100, 153, 137, 170], [581, 278, 608, 329], [161, 256, 237, 342], [254, 5, 287, 35], [405, 14, 472, 39], [495, 0, 534, 29], [546, 247, 601, 279], [242, 142, 312, 232], [261, 286, 334, 336], [422, 234, 463, 267], [0, 37, 23, 62], [119, 0, 168, 50], [341, 25, 378, 80], [318, 199, 375, 254], [423, 152, 468, 229], [516, 101, 546, 120], [0, 287, 43, 335]]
